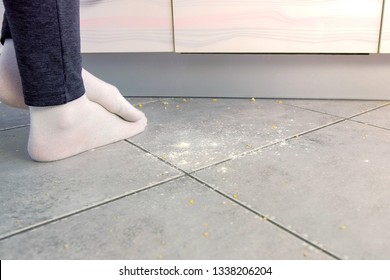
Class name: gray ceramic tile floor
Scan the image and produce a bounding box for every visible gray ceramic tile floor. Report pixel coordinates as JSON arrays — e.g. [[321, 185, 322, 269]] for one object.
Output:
[[1, 98, 390, 259]]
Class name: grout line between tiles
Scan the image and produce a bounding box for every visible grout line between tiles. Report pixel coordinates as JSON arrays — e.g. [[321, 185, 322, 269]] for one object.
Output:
[[281, 103, 346, 119], [339, 102, 390, 131], [0, 174, 185, 242], [347, 119, 390, 132], [126, 139, 343, 259], [190, 118, 346, 174], [0, 124, 29, 132], [188, 174, 342, 260], [125, 139, 190, 174], [282, 101, 390, 120], [343, 102, 390, 119]]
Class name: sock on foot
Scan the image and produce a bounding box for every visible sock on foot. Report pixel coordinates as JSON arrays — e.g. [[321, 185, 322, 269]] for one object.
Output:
[[28, 94, 147, 162], [82, 69, 145, 122]]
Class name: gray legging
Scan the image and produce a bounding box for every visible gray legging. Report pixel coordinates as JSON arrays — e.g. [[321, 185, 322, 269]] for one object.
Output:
[[1, 0, 85, 106]]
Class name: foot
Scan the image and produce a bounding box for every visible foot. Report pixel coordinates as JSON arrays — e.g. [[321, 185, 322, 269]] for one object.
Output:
[[82, 69, 145, 122], [28, 94, 147, 162], [0, 39, 144, 122]]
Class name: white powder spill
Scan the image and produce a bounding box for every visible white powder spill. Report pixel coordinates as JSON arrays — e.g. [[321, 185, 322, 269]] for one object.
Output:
[[279, 141, 288, 147], [175, 142, 190, 148], [217, 167, 228, 173], [167, 151, 190, 159]]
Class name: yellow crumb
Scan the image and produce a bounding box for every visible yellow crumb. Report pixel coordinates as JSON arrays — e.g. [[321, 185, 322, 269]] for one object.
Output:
[[138, 103, 143, 108], [233, 193, 238, 199], [339, 225, 347, 231], [246, 144, 253, 149], [162, 101, 169, 105], [212, 98, 218, 102], [262, 215, 269, 221], [277, 100, 283, 104], [303, 252, 308, 257], [203, 232, 209, 237], [271, 125, 278, 129], [189, 199, 195, 205], [176, 105, 180, 109], [161, 154, 167, 160], [182, 98, 188, 102], [250, 98, 256, 102], [64, 244, 70, 249]]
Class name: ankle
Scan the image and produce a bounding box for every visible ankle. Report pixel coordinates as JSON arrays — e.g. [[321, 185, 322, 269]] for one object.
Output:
[[29, 95, 88, 130]]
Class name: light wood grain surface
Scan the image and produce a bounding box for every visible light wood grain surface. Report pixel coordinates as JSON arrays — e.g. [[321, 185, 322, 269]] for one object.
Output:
[[0, 1, 386, 53], [0, 1, 174, 53], [173, 0, 383, 53], [80, 0, 174, 52]]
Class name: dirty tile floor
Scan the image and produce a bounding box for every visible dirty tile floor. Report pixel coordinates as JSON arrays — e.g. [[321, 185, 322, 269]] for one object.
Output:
[[1, 97, 390, 260]]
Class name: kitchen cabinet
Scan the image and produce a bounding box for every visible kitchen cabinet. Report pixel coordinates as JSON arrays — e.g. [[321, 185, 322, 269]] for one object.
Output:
[[80, 0, 174, 52], [173, 0, 383, 53], [0, 1, 174, 53]]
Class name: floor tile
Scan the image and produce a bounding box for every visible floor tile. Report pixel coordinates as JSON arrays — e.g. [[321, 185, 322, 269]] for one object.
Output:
[[194, 120, 390, 259], [0, 103, 29, 130], [0, 127, 182, 237], [283, 99, 388, 118], [0, 177, 332, 259], [351, 105, 390, 129], [130, 98, 339, 172]]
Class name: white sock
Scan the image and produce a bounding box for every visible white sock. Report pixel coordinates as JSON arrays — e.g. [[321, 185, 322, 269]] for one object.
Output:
[[28, 94, 147, 162], [82, 69, 145, 122]]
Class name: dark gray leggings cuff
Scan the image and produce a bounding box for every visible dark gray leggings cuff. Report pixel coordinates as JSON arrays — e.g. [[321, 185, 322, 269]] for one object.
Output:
[[24, 85, 85, 107]]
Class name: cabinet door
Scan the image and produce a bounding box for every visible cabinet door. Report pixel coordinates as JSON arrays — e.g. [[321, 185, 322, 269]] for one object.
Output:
[[0, 1, 174, 53], [173, 0, 383, 53], [81, 0, 174, 52]]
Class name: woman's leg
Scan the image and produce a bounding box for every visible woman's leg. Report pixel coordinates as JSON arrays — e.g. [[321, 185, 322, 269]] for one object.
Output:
[[2, 0, 147, 161], [2, 1, 85, 106], [0, 12, 144, 122]]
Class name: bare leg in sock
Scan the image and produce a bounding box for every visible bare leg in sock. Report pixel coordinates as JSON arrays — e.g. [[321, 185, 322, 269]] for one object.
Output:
[[0, 39, 144, 122], [1, 39, 148, 161], [28, 94, 147, 162]]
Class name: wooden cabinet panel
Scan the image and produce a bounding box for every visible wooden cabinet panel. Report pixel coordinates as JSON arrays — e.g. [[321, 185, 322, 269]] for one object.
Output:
[[0, 1, 174, 53], [80, 0, 174, 52], [173, 0, 383, 53]]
